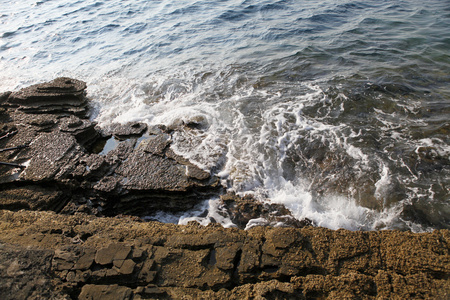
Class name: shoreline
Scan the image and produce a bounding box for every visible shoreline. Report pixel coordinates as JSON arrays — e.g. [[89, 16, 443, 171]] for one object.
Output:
[[0, 78, 448, 299]]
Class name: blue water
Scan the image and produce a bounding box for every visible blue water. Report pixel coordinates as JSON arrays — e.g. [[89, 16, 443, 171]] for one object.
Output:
[[1, 0, 449, 231]]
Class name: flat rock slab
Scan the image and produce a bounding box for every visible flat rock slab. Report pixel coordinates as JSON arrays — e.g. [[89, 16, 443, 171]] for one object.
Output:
[[21, 131, 78, 181], [79, 284, 133, 300], [0, 210, 448, 300], [116, 150, 191, 191], [95, 244, 132, 265]]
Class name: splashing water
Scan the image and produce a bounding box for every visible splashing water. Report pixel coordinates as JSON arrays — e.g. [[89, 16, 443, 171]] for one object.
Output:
[[1, 0, 449, 231]]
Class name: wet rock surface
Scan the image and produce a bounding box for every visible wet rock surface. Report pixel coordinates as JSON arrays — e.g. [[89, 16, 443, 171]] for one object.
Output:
[[0, 210, 448, 299], [0, 78, 220, 217], [220, 192, 313, 229]]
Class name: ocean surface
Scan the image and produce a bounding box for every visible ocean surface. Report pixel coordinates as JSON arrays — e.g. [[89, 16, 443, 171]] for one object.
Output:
[[1, 0, 449, 231]]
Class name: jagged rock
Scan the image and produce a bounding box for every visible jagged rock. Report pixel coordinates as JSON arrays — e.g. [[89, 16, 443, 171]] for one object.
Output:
[[108, 122, 147, 140], [220, 192, 312, 229], [59, 115, 99, 148], [27, 114, 56, 131], [6, 77, 89, 116], [138, 133, 171, 156]]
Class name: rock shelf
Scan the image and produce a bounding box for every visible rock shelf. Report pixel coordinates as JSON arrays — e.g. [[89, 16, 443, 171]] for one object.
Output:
[[0, 210, 448, 299]]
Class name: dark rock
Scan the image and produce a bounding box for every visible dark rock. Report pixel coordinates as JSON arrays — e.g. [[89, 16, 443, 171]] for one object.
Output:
[[93, 176, 120, 193], [220, 192, 312, 229], [20, 131, 78, 181], [138, 133, 171, 156], [7, 77, 89, 117], [115, 150, 192, 191], [59, 115, 99, 148], [186, 164, 210, 180], [108, 122, 147, 140], [0, 91, 12, 103], [27, 114, 56, 131], [0, 78, 222, 217]]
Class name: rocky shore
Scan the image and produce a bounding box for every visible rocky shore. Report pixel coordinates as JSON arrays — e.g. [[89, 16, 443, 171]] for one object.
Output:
[[0, 78, 449, 299]]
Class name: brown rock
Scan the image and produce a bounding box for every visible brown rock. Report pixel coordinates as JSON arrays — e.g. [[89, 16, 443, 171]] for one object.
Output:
[[73, 249, 96, 270], [118, 259, 136, 275], [79, 284, 133, 300], [95, 243, 131, 265], [0, 186, 66, 211], [0, 243, 65, 300], [0, 210, 448, 299]]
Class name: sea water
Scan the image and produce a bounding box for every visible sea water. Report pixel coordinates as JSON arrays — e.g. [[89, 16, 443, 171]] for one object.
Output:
[[1, 0, 449, 231]]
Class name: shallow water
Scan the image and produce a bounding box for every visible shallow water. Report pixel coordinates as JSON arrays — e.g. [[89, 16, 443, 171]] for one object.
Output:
[[1, 0, 449, 231]]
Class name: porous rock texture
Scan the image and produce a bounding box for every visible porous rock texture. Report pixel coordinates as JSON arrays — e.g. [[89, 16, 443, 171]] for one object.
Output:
[[0, 210, 449, 299], [0, 78, 449, 299]]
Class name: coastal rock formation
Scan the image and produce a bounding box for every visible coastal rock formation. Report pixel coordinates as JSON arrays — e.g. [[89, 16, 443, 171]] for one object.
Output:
[[0, 210, 448, 299], [0, 78, 221, 218], [0, 78, 449, 299], [6, 77, 89, 116]]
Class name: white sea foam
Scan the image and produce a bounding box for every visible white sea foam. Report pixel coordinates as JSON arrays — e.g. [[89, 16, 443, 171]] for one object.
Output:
[[178, 199, 236, 228], [1, 43, 443, 233], [374, 164, 391, 206], [262, 179, 373, 230], [86, 71, 433, 231]]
